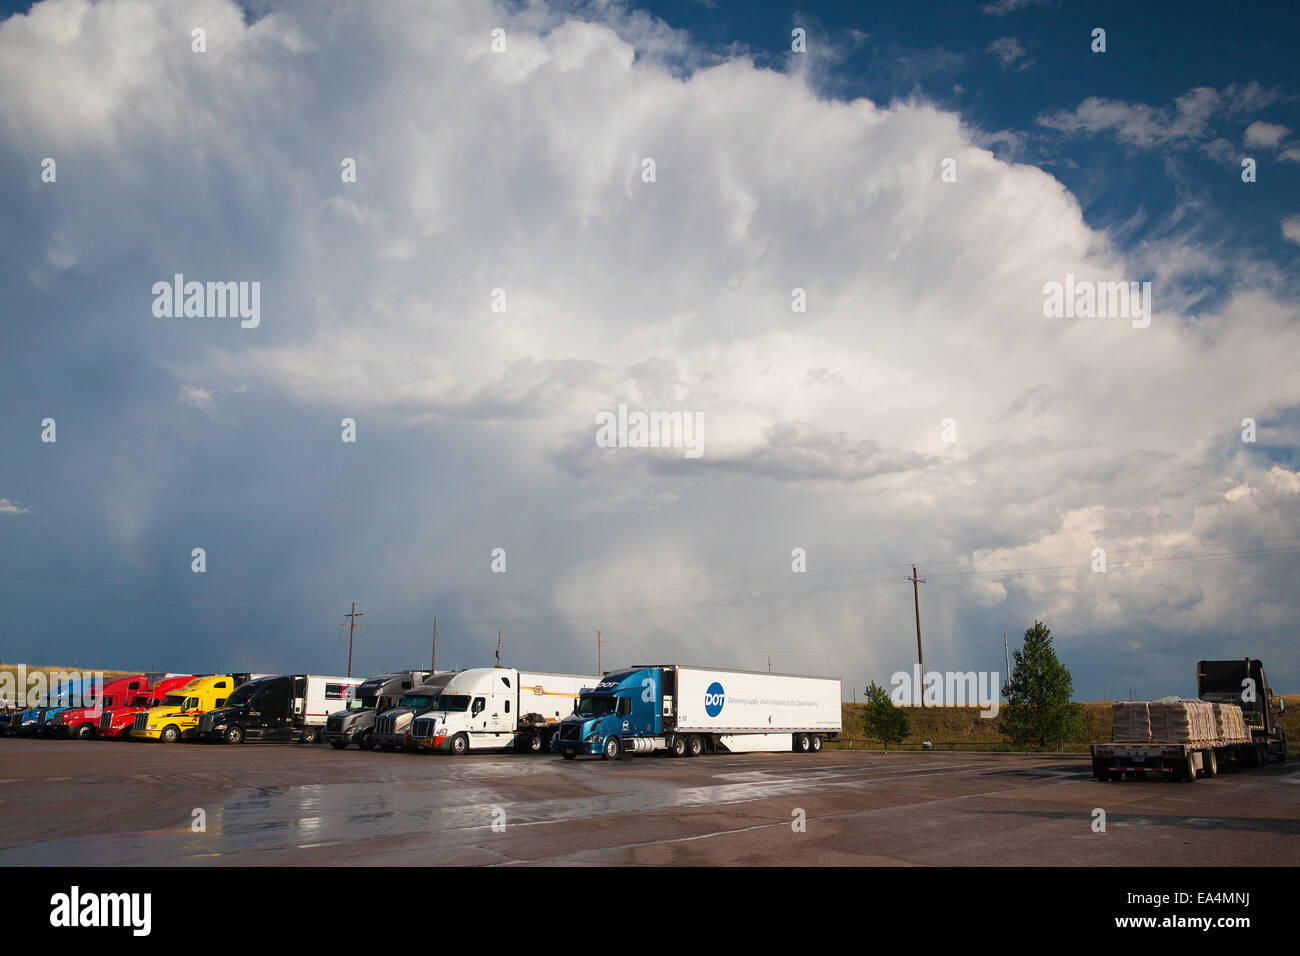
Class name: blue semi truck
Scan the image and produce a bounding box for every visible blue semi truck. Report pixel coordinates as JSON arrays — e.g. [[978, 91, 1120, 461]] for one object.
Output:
[[14, 675, 103, 738], [553, 664, 841, 760]]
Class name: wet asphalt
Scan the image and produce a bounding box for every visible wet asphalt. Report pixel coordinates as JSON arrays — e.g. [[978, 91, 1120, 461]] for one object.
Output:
[[0, 738, 1296, 865]]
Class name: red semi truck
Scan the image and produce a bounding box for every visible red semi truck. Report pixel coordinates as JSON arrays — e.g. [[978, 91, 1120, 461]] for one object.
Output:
[[51, 674, 149, 739], [94, 675, 197, 739]]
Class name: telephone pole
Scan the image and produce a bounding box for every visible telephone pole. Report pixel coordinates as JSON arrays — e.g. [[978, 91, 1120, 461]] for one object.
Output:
[[1003, 633, 1010, 699], [597, 631, 602, 674], [431, 617, 437, 674], [496, 631, 502, 667], [342, 602, 363, 678], [907, 566, 926, 706]]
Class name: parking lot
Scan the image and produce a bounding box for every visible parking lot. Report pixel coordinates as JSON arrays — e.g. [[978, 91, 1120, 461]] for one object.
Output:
[[0, 739, 1296, 866]]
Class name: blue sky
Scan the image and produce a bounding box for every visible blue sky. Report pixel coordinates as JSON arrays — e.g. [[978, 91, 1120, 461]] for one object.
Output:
[[1, 0, 1297, 703]]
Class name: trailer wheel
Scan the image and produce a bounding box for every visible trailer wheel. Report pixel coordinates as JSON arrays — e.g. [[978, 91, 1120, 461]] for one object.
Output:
[[810, 734, 823, 753], [1181, 756, 1197, 782], [161, 725, 181, 744], [671, 735, 688, 757], [301, 727, 319, 744], [1203, 750, 1217, 778], [794, 733, 811, 753], [602, 736, 622, 761], [224, 725, 243, 745], [686, 734, 703, 758], [450, 733, 469, 755]]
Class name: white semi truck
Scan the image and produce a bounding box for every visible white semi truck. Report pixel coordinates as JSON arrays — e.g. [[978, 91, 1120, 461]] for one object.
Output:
[[404, 667, 599, 754]]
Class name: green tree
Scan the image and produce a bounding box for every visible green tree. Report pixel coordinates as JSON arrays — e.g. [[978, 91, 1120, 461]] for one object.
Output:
[[999, 621, 1082, 750], [863, 680, 911, 750]]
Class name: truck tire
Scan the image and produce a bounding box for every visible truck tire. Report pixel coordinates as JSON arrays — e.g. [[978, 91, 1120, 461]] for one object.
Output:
[[1182, 756, 1197, 782], [562, 751, 577, 760], [810, 734, 823, 753], [794, 733, 811, 753], [380, 742, 396, 752], [1204, 750, 1217, 778], [161, 725, 181, 744], [359, 731, 374, 751], [602, 736, 622, 760], [525, 734, 543, 754], [75, 724, 94, 740], [671, 735, 688, 757], [224, 725, 244, 745], [686, 734, 704, 758], [450, 733, 469, 755], [301, 727, 319, 745], [330, 740, 348, 750]]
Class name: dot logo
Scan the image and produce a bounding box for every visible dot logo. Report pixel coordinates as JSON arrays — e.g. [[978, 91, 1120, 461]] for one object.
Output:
[[704, 682, 725, 717]]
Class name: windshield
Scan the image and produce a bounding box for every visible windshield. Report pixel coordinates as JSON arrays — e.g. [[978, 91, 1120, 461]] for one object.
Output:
[[575, 696, 617, 718], [130, 696, 150, 707], [434, 695, 471, 712], [398, 694, 435, 709], [349, 695, 378, 711], [163, 694, 186, 706], [225, 683, 262, 707], [100, 697, 114, 709]]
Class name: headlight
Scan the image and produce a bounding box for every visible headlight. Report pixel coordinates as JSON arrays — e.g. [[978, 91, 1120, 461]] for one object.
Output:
[[147, 724, 157, 730], [585, 732, 601, 743]]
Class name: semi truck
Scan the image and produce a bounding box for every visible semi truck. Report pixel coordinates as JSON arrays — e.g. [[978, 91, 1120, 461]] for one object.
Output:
[[323, 669, 430, 749], [371, 673, 457, 750], [97, 675, 196, 739], [130, 674, 257, 742], [52, 674, 148, 739], [16, 676, 104, 738], [553, 665, 843, 760], [405, 667, 599, 754], [198, 674, 364, 744], [1091, 658, 1287, 782]]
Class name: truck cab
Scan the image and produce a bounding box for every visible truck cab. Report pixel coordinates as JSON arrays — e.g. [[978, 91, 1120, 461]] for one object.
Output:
[[97, 675, 196, 739], [52, 675, 147, 739], [130, 675, 244, 742], [199, 674, 362, 744], [323, 670, 429, 750], [20, 677, 103, 738], [1197, 658, 1288, 762], [555, 668, 659, 759], [371, 674, 455, 750]]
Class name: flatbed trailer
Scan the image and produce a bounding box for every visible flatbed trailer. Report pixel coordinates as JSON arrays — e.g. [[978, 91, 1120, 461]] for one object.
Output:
[[1090, 739, 1259, 782]]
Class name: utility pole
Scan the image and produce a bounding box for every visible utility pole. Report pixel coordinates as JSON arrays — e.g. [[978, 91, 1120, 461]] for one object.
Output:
[[342, 602, 363, 678], [597, 631, 602, 675], [1003, 633, 1011, 699], [431, 617, 437, 675], [496, 631, 502, 667], [768, 656, 771, 673], [907, 565, 926, 706]]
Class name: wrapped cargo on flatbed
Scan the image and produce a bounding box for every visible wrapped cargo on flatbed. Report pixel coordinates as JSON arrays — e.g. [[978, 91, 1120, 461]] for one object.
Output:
[[1147, 699, 1217, 744], [1212, 702, 1251, 744], [1111, 701, 1152, 742]]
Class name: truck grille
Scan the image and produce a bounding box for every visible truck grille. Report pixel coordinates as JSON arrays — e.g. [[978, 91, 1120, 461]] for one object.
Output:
[[133, 713, 148, 733], [560, 723, 581, 741], [376, 715, 396, 736], [99, 712, 112, 730], [198, 713, 215, 734], [326, 716, 342, 733], [411, 717, 436, 738]]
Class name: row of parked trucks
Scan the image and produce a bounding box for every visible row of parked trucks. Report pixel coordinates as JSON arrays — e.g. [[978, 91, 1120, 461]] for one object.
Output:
[[6, 664, 845, 759]]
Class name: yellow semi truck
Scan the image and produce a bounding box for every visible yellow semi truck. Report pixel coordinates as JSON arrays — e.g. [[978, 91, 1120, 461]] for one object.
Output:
[[129, 674, 253, 742]]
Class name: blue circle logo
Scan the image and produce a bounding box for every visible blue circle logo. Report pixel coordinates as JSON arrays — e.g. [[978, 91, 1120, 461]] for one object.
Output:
[[704, 682, 725, 717]]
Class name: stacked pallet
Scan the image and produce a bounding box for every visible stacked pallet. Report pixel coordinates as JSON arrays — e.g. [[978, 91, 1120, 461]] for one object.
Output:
[[1112, 701, 1152, 742], [1212, 702, 1251, 744], [1147, 699, 1218, 744]]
